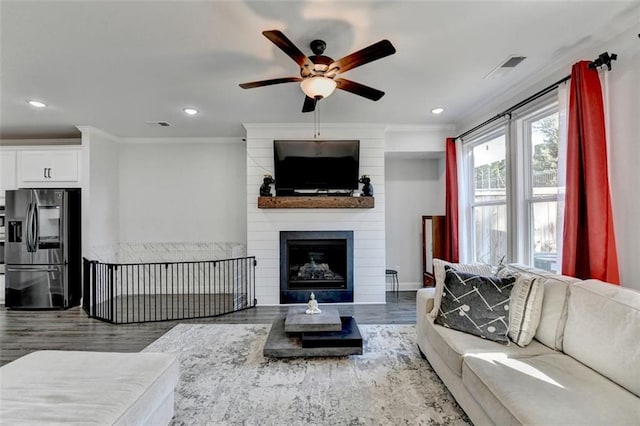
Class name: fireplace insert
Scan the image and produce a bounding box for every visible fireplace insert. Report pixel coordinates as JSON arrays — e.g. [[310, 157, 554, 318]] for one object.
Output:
[[280, 231, 354, 303]]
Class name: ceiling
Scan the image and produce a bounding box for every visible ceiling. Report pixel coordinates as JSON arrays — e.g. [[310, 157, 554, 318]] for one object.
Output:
[[1, 1, 638, 139]]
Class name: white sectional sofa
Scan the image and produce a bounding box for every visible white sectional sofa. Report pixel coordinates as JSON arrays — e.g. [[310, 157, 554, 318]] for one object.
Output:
[[0, 351, 179, 425], [417, 264, 640, 425]]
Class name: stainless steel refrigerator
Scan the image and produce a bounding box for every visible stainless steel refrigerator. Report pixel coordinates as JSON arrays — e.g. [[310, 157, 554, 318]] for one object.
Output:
[[5, 189, 81, 309]]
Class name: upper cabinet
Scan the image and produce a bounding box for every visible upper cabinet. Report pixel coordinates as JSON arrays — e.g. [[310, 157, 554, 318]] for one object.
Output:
[[1, 151, 17, 204], [17, 149, 81, 187]]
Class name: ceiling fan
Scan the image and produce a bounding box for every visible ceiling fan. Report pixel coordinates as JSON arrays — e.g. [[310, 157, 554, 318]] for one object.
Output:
[[239, 30, 396, 113]]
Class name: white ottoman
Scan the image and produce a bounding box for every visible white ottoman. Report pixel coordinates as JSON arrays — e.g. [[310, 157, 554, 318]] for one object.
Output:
[[0, 350, 179, 425]]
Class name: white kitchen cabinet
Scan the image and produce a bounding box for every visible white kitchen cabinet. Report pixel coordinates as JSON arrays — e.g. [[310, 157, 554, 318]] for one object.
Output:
[[1, 150, 17, 204], [18, 149, 81, 187]]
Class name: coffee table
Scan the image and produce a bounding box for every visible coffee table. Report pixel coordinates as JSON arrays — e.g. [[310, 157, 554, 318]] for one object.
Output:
[[263, 307, 363, 358]]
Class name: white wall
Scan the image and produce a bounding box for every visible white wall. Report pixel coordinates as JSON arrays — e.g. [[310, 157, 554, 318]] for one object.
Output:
[[118, 139, 246, 244], [385, 125, 453, 154], [81, 128, 120, 256], [245, 123, 386, 305], [385, 156, 445, 289], [606, 27, 640, 290]]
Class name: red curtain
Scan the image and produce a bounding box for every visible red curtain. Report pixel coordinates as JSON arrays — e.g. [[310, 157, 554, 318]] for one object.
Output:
[[444, 137, 459, 262], [562, 61, 620, 284]]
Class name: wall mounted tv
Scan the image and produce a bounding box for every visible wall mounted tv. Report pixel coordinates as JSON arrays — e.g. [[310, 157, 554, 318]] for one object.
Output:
[[273, 140, 360, 196]]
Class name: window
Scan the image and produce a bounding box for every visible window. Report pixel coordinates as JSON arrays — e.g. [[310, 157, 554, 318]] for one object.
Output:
[[468, 130, 508, 265], [460, 95, 564, 270], [524, 108, 561, 272]]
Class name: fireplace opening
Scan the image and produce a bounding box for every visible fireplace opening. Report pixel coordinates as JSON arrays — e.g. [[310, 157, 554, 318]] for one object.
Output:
[[288, 240, 346, 289], [280, 231, 353, 304]]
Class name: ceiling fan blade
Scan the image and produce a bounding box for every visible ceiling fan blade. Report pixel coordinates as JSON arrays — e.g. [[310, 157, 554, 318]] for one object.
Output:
[[302, 96, 317, 113], [334, 78, 385, 101], [329, 40, 396, 74], [239, 77, 302, 89], [263, 30, 313, 68]]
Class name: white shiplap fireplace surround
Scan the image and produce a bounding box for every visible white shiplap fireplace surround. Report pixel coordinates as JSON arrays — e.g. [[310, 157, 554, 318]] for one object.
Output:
[[245, 123, 386, 305]]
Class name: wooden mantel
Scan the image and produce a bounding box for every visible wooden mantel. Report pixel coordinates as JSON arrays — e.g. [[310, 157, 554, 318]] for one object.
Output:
[[258, 196, 374, 209]]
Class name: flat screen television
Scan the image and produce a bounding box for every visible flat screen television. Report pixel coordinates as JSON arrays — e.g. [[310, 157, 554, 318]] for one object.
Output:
[[273, 140, 360, 195]]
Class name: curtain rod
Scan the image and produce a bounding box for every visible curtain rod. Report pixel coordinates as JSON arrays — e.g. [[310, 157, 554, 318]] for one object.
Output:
[[454, 52, 617, 141]]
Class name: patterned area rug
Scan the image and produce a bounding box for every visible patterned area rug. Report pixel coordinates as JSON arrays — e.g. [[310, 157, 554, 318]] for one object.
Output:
[[143, 323, 470, 425]]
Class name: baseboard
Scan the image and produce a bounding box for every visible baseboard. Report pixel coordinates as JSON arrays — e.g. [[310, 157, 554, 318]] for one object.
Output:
[[386, 281, 422, 292], [257, 301, 388, 307]]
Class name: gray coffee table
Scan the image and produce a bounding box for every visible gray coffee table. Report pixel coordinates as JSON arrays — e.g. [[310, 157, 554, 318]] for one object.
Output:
[[263, 307, 363, 358], [284, 307, 342, 332]]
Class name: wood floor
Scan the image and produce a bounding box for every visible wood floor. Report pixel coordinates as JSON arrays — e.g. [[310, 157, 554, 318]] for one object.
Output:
[[0, 291, 417, 367]]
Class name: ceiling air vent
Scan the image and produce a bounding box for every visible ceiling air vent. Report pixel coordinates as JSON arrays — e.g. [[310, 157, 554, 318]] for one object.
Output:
[[484, 55, 526, 79], [145, 121, 172, 127]]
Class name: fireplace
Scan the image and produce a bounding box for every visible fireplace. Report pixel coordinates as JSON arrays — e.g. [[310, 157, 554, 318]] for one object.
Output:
[[280, 231, 354, 304]]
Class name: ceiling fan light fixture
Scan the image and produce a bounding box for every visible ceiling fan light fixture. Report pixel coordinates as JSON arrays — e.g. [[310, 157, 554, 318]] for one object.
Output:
[[241, 30, 396, 113], [300, 76, 336, 99]]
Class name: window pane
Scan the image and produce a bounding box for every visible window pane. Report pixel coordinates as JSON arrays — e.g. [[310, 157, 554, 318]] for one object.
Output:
[[531, 200, 558, 273], [531, 112, 560, 197], [473, 134, 506, 202], [473, 204, 507, 265]]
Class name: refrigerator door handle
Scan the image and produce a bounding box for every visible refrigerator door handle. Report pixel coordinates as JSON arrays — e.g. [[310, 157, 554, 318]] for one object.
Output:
[[29, 203, 37, 252], [33, 202, 39, 252], [24, 203, 30, 250], [25, 202, 34, 252]]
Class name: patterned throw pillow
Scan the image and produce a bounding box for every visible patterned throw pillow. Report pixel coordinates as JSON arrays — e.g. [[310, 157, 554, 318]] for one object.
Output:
[[435, 266, 515, 344], [429, 259, 493, 319]]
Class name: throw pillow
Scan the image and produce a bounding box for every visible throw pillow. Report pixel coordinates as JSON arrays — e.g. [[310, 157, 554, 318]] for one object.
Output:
[[496, 266, 519, 280], [508, 274, 545, 347], [435, 266, 515, 344], [429, 259, 493, 319]]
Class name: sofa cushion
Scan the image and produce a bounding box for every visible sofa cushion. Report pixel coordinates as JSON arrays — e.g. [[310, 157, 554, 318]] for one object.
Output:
[[508, 274, 544, 347], [423, 317, 554, 377], [462, 352, 640, 425], [503, 263, 578, 350], [0, 350, 179, 425], [430, 259, 493, 319], [563, 279, 640, 397], [535, 277, 571, 350]]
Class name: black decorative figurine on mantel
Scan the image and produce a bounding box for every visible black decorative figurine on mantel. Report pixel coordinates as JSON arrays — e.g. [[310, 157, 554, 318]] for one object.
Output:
[[359, 174, 374, 197], [260, 174, 275, 196]]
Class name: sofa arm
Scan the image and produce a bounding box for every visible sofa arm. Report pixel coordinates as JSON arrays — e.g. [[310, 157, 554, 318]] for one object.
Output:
[[417, 287, 436, 319]]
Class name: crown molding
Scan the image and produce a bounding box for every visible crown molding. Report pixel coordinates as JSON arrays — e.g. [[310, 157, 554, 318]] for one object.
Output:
[[118, 137, 241, 145], [385, 124, 455, 133], [0, 138, 81, 147], [243, 123, 387, 131]]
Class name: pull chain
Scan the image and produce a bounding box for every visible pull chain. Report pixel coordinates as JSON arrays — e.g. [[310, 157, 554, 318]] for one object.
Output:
[[317, 100, 320, 138], [314, 98, 321, 139]]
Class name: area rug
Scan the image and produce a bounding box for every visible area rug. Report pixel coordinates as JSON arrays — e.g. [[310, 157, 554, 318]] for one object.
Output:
[[143, 323, 470, 425]]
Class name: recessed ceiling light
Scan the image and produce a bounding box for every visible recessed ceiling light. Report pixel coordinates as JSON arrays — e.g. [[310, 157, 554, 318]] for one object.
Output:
[[183, 108, 198, 115], [27, 100, 47, 108], [431, 107, 444, 115]]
